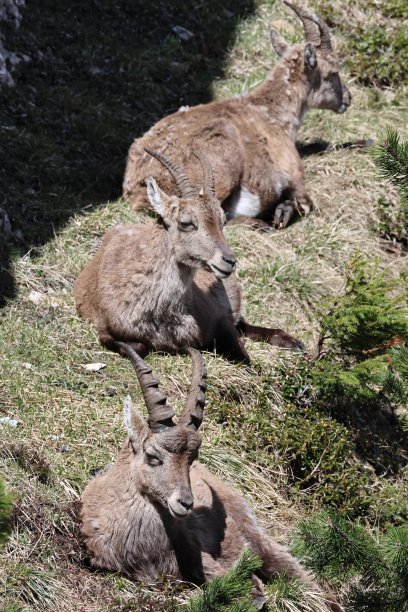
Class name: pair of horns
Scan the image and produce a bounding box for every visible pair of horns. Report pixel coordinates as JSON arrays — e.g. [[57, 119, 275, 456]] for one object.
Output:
[[284, 1, 332, 52], [115, 342, 207, 433], [144, 147, 216, 202]]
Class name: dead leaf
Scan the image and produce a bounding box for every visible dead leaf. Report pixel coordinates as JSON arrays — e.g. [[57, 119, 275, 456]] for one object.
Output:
[[172, 25, 194, 41], [80, 362, 106, 372], [28, 290, 46, 304], [0, 416, 20, 427]]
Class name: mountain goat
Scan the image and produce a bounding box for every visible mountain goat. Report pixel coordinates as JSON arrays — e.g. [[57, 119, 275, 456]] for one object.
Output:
[[75, 149, 303, 361], [123, 1, 351, 230], [81, 345, 342, 611]]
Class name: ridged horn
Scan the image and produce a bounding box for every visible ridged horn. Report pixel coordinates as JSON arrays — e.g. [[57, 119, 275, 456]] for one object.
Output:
[[113, 341, 176, 432], [192, 149, 216, 202], [284, 1, 321, 45], [144, 147, 197, 199], [285, 0, 333, 52], [314, 13, 333, 52], [178, 348, 207, 431]]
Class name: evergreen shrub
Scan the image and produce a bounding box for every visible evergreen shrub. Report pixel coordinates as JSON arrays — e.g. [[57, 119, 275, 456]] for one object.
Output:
[[292, 510, 408, 611]]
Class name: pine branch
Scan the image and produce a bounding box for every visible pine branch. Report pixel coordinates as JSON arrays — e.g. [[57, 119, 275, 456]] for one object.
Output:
[[185, 550, 261, 612], [292, 511, 408, 611], [372, 129, 408, 206]]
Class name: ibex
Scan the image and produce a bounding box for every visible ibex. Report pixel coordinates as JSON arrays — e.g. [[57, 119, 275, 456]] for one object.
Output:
[[123, 1, 351, 230], [75, 149, 303, 361], [81, 345, 342, 611]]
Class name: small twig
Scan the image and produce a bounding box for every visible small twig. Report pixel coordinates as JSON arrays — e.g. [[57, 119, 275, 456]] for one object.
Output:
[[314, 333, 328, 360], [297, 449, 326, 487]]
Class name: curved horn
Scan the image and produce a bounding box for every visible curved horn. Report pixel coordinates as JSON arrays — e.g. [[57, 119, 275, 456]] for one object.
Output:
[[144, 147, 197, 199], [313, 14, 333, 52], [114, 341, 176, 432], [192, 149, 216, 202], [283, 1, 320, 45], [178, 348, 207, 431]]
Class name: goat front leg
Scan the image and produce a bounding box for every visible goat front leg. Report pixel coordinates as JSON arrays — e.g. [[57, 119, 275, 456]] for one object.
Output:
[[227, 215, 274, 233], [100, 332, 149, 358], [215, 319, 251, 364], [251, 574, 266, 610], [274, 200, 296, 229], [237, 318, 304, 351], [274, 186, 314, 229]]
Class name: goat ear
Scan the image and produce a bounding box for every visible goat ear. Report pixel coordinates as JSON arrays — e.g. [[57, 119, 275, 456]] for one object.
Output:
[[269, 29, 289, 57], [123, 395, 148, 440], [146, 177, 167, 216], [304, 43, 317, 71]]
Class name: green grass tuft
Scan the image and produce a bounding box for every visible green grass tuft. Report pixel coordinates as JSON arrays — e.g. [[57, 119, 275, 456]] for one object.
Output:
[[1, 564, 63, 608]]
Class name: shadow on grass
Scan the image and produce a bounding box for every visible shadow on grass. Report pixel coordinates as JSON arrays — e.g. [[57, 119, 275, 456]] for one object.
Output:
[[326, 399, 408, 478], [0, 0, 255, 305]]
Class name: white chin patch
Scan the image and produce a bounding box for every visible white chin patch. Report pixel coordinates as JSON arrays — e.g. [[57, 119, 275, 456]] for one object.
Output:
[[225, 187, 262, 218], [168, 502, 189, 519]]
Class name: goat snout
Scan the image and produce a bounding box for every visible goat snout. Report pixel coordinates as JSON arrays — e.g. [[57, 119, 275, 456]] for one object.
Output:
[[336, 86, 352, 114], [179, 497, 194, 511], [168, 491, 194, 518], [208, 245, 237, 279], [222, 254, 237, 270]]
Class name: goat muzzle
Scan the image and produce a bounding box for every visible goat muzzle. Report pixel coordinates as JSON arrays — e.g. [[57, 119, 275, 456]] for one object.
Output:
[[207, 242, 237, 279], [208, 260, 236, 279], [168, 490, 194, 518]]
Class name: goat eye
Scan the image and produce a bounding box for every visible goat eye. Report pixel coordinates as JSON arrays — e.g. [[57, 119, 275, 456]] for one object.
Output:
[[179, 220, 196, 231], [146, 453, 162, 466]]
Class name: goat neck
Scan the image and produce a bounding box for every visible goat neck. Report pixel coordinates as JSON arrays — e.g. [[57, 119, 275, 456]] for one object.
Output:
[[247, 53, 311, 141], [146, 222, 197, 308]]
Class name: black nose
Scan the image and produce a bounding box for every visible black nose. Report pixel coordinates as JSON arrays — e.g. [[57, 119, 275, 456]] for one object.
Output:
[[179, 498, 194, 511], [223, 255, 237, 269]]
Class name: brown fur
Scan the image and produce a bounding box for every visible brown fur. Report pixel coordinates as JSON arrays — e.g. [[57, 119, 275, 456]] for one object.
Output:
[[81, 369, 342, 611], [74, 170, 303, 360], [123, 8, 351, 229]]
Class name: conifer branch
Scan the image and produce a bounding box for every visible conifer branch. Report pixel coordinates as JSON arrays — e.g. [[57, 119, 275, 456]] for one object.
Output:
[[185, 550, 261, 612], [372, 129, 408, 206]]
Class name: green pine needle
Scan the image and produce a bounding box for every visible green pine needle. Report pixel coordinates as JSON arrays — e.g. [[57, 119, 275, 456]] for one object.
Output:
[[291, 511, 408, 611], [372, 129, 408, 206], [185, 550, 262, 612]]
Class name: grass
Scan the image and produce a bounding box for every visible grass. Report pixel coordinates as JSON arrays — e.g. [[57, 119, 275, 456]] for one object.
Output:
[[0, 0, 408, 610], [265, 577, 331, 612], [312, 0, 408, 87]]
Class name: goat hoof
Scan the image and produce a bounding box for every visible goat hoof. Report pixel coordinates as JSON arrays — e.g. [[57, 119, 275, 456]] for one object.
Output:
[[280, 332, 304, 351], [274, 202, 295, 229], [250, 219, 275, 233], [252, 595, 266, 610], [325, 601, 344, 612], [287, 337, 305, 351], [267, 332, 305, 351], [257, 223, 275, 234]]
